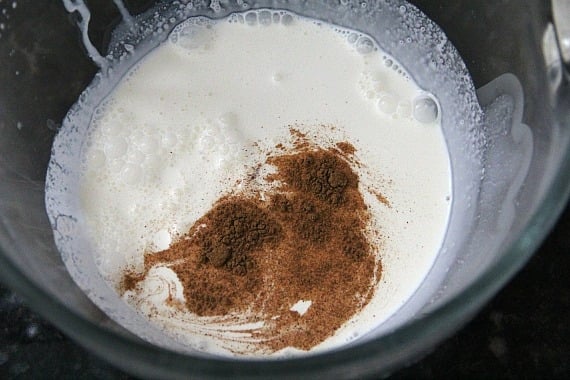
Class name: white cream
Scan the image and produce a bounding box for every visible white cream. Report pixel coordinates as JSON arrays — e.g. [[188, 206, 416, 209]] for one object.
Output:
[[57, 11, 451, 356]]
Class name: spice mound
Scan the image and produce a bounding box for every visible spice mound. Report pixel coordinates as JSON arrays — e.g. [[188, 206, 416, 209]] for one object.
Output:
[[123, 136, 382, 353]]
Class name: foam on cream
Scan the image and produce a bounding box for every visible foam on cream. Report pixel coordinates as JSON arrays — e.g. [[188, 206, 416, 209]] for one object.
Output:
[[50, 11, 451, 357]]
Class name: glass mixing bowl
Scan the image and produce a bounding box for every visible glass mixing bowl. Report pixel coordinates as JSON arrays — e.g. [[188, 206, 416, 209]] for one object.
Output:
[[1, 0, 569, 378]]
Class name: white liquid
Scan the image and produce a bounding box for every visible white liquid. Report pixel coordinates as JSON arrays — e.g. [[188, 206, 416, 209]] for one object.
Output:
[[48, 11, 451, 357]]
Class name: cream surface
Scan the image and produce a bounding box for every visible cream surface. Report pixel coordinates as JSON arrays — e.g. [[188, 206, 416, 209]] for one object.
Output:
[[74, 12, 451, 356]]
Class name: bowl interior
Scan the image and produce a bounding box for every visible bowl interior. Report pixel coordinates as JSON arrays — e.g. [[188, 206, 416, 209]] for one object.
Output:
[[1, 0, 569, 378]]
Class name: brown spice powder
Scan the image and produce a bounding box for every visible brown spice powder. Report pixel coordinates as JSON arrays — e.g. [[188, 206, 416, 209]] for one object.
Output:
[[124, 136, 382, 353], [336, 141, 356, 155]]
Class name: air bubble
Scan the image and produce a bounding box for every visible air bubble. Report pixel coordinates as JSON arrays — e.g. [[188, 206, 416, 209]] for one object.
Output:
[[171, 21, 215, 51], [377, 93, 397, 114], [258, 10, 272, 26], [413, 95, 439, 123], [347, 33, 358, 44], [396, 100, 411, 117], [169, 31, 179, 44], [245, 12, 257, 26], [281, 13, 294, 25], [356, 36, 374, 54], [272, 72, 284, 82]]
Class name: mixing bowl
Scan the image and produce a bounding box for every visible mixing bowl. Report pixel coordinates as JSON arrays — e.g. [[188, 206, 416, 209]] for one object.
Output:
[[1, 0, 569, 378]]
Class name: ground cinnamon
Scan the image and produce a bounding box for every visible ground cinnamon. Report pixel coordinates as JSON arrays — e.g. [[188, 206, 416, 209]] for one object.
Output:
[[124, 131, 382, 353]]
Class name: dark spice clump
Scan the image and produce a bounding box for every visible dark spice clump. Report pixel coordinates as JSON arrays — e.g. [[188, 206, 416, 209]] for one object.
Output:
[[194, 199, 282, 274], [269, 149, 357, 205]]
